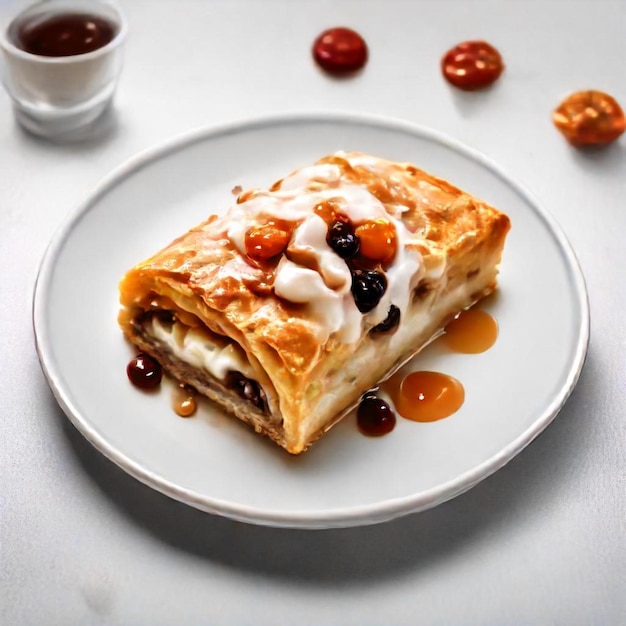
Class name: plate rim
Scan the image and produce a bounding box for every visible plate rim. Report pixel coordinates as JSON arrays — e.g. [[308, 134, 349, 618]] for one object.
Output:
[[32, 111, 590, 529]]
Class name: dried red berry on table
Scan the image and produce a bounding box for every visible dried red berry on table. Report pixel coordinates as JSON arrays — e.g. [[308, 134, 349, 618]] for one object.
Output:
[[312, 27, 368, 75], [441, 40, 504, 90], [553, 90, 625, 147]]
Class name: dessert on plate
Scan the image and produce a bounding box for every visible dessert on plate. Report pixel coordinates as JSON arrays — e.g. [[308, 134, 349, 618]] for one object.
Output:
[[118, 151, 510, 454]]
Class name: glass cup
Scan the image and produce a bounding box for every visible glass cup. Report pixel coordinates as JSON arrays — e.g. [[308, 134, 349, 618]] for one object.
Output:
[[0, 0, 128, 139]]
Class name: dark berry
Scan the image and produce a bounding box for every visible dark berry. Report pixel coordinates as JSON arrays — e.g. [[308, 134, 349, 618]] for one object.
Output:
[[371, 304, 401, 334], [350, 269, 387, 313], [357, 396, 396, 436], [127, 353, 163, 389], [327, 219, 360, 258], [226, 371, 266, 411], [137, 309, 175, 324]]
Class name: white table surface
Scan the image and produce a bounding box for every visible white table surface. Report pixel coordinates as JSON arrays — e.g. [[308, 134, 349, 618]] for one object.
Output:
[[2, 1, 625, 624]]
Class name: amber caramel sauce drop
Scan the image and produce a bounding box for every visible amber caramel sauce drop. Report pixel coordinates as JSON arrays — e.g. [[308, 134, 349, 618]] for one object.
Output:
[[172, 385, 197, 418], [392, 371, 465, 422], [443, 308, 498, 354]]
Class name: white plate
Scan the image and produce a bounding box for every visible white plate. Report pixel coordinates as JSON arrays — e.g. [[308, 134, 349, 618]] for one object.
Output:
[[33, 113, 589, 529]]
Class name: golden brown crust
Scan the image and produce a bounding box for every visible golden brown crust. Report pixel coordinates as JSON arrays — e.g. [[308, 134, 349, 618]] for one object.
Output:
[[119, 152, 510, 454]]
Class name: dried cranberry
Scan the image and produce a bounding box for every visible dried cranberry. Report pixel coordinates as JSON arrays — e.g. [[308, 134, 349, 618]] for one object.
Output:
[[441, 41, 504, 91], [371, 304, 401, 334], [357, 395, 396, 436], [312, 27, 368, 75], [351, 269, 387, 313], [327, 219, 360, 258], [127, 353, 162, 390]]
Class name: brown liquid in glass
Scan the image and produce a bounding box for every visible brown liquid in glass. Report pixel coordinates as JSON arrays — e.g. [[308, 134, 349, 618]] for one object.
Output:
[[14, 12, 116, 57]]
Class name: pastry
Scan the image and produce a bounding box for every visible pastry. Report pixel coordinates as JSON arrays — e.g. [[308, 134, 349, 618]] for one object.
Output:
[[118, 152, 511, 454]]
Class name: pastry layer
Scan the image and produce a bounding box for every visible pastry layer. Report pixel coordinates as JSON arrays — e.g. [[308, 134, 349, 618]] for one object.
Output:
[[119, 152, 511, 453]]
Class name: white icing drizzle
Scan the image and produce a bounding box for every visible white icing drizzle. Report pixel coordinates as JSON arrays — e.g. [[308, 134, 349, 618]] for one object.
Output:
[[225, 153, 431, 344], [274, 259, 334, 303], [289, 213, 349, 289], [279, 163, 342, 190]]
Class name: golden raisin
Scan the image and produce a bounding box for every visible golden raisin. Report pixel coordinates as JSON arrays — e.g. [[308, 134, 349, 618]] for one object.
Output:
[[245, 220, 292, 261], [355, 219, 397, 264], [553, 90, 625, 147]]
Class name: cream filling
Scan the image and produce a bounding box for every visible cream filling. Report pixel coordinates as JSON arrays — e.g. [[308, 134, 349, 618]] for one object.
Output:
[[149, 317, 253, 382]]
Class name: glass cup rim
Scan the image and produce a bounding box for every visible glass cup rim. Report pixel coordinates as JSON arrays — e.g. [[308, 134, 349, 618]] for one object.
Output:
[[0, 0, 128, 64]]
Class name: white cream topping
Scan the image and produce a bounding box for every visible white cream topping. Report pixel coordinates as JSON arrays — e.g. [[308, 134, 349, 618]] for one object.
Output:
[[274, 259, 334, 303], [225, 153, 432, 344], [288, 213, 349, 289], [274, 255, 363, 344], [279, 163, 342, 190], [225, 204, 249, 254], [150, 318, 251, 381]]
